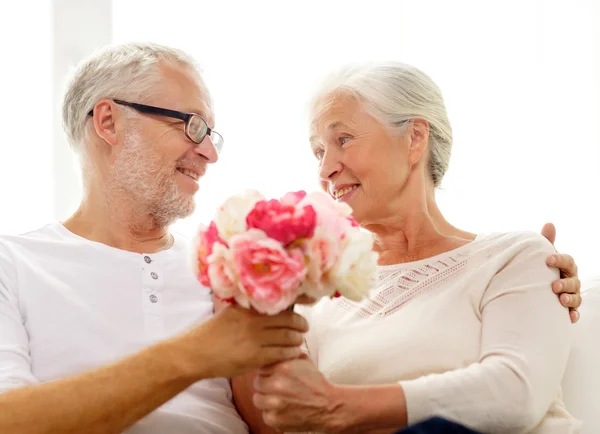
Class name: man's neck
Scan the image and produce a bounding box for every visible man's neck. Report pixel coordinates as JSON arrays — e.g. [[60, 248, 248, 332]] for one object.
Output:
[[63, 198, 173, 254]]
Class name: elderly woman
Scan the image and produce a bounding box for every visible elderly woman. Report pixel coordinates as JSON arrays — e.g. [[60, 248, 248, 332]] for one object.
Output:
[[232, 63, 582, 433]]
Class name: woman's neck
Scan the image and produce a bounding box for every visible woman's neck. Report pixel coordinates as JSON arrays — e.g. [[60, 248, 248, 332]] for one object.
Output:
[[363, 189, 475, 266]]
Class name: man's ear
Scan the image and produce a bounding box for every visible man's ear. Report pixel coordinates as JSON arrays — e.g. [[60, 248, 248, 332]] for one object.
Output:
[[408, 118, 430, 167], [90, 98, 120, 147]]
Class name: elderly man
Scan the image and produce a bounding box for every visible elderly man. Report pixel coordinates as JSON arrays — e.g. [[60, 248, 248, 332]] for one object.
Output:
[[0, 43, 581, 434], [0, 43, 308, 434]]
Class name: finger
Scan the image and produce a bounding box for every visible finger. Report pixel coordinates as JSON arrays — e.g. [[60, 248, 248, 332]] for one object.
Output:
[[253, 371, 287, 394], [253, 372, 268, 391], [295, 295, 318, 305], [255, 360, 284, 375], [261, 329, 304, 347], [264, 311, 309, 332], [559, 293, 582, 309], [260, 347, 303, 367], [541, 222, 556, 245], [552, 277, 581, 294], [213, 296, 231, 314], [298, 352, 310, 361], [259, 358, 294, 378], [253, 392, 284, 410], [570, 293, 582, 309], [262, 410, 281, 429], [547, 253, 577, 278], [259, 353, 309, 373], [570, 309, 580, 324]]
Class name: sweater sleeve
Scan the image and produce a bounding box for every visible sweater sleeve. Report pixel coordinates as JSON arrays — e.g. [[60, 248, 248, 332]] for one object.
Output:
[[399, 233, 571, 433], [0, 241, 38, 394]]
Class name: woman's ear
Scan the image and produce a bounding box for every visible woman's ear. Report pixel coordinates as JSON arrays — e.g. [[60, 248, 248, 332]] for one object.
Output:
[[90, 98, 120, 147], [408, 119, 430, 167]]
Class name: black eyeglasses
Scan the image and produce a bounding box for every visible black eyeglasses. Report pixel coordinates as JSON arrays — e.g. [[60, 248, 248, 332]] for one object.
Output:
[[87, 100, 223, 154]]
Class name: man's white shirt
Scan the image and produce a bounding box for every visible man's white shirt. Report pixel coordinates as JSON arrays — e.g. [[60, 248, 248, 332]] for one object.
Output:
[[0, 222, 248, 433]]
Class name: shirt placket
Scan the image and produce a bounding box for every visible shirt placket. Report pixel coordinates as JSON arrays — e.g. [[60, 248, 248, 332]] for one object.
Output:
[[141, 254, 166, 340]]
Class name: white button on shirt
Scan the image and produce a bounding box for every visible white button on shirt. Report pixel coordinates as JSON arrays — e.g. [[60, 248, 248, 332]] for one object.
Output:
[[0, 223, 248, 433]]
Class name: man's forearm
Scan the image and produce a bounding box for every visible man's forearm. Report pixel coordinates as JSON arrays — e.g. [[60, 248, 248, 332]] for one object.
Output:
[[0, 337, 198, 434]]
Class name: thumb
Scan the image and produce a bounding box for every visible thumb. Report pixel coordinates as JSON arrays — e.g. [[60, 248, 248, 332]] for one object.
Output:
[[541, 222, 556, 245]]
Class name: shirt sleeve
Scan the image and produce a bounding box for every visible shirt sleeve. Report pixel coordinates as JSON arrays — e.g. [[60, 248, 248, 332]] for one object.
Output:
[[399, 233, 571, 433], [0, 241, 38, 394]]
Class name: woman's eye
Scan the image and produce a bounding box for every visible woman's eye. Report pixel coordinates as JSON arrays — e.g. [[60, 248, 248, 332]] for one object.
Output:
[[314, 149, 325, 160], [340, 136, 351, 145]]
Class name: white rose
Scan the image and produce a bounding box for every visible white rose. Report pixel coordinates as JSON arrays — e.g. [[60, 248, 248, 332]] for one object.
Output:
[[330, 229, 378, 301], [214, 190, 265, 241]]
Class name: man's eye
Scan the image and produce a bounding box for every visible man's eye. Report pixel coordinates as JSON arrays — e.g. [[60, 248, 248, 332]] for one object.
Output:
[[314, 149, 324, 160], [340, 137, 351, 145]]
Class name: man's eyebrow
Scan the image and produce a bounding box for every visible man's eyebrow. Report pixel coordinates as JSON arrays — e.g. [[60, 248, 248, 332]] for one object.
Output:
[[182, 107, 207, 117]]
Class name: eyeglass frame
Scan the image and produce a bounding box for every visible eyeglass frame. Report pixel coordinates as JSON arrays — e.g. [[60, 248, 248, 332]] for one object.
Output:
[[87, 99, 223, 154]]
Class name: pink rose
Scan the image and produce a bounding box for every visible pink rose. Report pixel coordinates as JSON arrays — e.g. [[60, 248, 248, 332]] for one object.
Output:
[[298, 191, 353, 217], [194, 221, 226, 287], [298, 191, 354, 240], [280, 190, 307, 206], [246, 198, 317, 246], [230, 229, 305, 315]]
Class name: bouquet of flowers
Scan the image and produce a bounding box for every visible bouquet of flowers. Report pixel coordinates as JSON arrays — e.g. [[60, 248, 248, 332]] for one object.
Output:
[[191, 189, 378, 315]]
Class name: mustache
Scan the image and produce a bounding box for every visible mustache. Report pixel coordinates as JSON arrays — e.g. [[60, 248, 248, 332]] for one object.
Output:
[[175, 157, 207, 176]]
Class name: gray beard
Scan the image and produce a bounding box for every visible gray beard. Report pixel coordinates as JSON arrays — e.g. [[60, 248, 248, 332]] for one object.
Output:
[[104, 131, 196, 231]]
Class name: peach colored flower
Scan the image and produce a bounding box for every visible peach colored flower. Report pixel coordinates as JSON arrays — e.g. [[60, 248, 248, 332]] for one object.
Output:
[[207, 243, 248, 306], [229, 229, 305, 315], [299, 227, 341, 299]]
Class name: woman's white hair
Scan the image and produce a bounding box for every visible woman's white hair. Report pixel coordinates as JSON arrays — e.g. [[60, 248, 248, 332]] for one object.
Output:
[[310, 62, 453, 188], [62, 42, 211, 153]]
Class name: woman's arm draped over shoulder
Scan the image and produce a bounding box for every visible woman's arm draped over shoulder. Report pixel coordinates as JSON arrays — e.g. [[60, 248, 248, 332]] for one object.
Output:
[[398, 233, 571, 432]]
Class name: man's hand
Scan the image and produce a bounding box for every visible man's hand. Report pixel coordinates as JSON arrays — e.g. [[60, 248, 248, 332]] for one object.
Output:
[[177, 305, 309, 380], [0, 305, 308, 434], [541, 223, 582, 323]]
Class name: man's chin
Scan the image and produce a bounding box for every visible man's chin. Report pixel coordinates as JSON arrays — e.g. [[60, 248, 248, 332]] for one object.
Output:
[[181, 198, 196, 218], [148, 194, 196, 226], [172, 195, 196, 220]]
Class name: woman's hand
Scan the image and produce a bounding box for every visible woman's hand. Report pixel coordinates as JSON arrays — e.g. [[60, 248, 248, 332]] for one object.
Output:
[[253, 355, 342, 433], [253, 356, 408, 433], [541, 223, 582, 323]]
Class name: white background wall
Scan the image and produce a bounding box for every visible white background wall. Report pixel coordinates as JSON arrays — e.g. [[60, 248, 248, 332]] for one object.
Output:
[[0, 1, 53, 234], [1, 0, 598, 278]]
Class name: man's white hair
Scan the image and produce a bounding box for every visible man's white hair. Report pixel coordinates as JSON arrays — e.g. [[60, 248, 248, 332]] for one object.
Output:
[[61, 42, 211, 153], [310, 62, 453, 188]]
